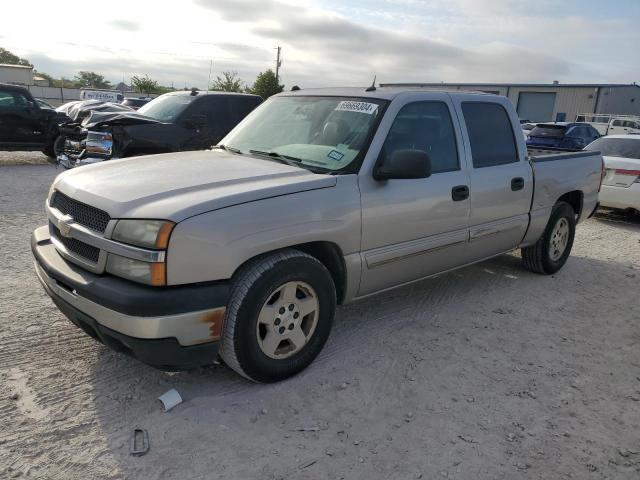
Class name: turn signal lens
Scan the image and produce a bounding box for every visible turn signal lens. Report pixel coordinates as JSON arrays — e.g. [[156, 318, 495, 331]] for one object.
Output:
[[106, 254, 166, 286]]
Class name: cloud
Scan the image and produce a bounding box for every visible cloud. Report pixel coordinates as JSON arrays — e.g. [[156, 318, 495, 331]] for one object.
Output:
[[109, 20, 140, 31], [195, 0, 572, 85]]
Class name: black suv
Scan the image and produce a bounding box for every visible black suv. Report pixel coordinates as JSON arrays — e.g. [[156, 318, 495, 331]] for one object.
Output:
[[58, 90, 262, 168], [0, 83, 62, 156]]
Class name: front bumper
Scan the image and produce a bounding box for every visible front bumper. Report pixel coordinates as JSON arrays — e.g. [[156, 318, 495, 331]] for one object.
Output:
[[32, 226, 229, 370]]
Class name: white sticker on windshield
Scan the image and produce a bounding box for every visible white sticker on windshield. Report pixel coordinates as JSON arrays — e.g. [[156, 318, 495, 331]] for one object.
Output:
[[335, 101, 378, 115]]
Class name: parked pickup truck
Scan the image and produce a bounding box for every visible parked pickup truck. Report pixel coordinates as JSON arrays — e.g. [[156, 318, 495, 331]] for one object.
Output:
[[57, 90, 262, 169], [32, 87, 603, 382], [0, 83, 66, 157]]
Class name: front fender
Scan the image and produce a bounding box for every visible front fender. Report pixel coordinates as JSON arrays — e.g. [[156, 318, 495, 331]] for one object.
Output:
[[166, 176, 361, 285]]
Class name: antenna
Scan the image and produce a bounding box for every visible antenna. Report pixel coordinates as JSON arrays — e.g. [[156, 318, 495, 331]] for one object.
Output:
[[365, 75, 376, 92]]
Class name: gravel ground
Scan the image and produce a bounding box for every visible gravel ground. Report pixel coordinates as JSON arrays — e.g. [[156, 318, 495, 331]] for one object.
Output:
[[1, 163, 639, 480]]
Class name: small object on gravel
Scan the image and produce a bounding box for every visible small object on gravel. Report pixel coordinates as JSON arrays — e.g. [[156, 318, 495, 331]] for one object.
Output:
[[458, 435, 477, 444], [157, 388, 182, 412], [130, 429, 149, 457], [9, 393, 19, 401], [298, 459, 317, 470], [358, 456, 364, 463], [261, 408, 268, 414], [295, 425, 320, 432], [339, 382, 349, 390]]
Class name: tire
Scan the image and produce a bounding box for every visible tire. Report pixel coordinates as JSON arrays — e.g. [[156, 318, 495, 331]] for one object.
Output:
[[42, 134, 64, 160], [220, 249, 336, 383], [521, 202, 576, 275]]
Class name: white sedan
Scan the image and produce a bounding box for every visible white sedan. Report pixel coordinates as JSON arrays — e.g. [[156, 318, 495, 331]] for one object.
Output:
[[585, 135, 640, 212]]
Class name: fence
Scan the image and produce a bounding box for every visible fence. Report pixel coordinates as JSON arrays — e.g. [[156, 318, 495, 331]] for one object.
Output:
[[25, 85, 158, 107]]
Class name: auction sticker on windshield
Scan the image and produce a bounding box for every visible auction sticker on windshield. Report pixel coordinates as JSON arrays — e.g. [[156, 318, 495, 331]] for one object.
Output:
[[335, 101, 378, 115]]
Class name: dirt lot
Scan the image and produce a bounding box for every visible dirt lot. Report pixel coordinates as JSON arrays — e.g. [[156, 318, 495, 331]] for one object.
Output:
[[1, 162, 639, 480]]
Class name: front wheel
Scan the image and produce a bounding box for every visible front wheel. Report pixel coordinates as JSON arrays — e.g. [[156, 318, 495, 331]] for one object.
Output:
[[521, 202, 576, 274], [42, 134, 65, 160], [220, 249, 336, 382]]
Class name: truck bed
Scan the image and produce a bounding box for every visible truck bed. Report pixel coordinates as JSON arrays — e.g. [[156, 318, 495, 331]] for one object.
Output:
[[527, 146, 597, 161]]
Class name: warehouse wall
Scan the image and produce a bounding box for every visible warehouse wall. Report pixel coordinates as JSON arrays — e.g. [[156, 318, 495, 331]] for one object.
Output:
[[506, 86, 597, 122], [595, 86, 640, 116], [381, 83, 640, 122]]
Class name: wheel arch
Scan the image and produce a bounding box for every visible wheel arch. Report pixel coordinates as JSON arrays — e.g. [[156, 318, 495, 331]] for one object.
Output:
[[556, 190, 583, 217], [231, 241, 348, 305]]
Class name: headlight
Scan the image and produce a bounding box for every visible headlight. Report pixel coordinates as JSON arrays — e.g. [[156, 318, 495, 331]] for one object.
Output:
[[106, 255, 166, 286], [111, 219, 175, 249]]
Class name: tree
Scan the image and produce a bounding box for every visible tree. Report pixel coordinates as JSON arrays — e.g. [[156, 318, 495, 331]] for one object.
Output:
[[209, 71, 245, 92], [0, 47, 32, 66], [131, 74, 160, 94], [249, 69, 284, 99], [73, 71, 111, 89]]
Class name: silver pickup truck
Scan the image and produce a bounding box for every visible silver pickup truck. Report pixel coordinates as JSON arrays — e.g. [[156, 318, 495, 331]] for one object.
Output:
[[32, 87, 603, 382]]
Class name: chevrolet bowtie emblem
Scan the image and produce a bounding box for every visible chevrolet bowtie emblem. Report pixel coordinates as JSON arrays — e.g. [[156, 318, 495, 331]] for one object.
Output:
[[58, 215, 73, 238]]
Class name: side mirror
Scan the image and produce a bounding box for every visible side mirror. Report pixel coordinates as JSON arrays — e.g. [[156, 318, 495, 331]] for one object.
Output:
[[186, 114, 207, 129], [26, 100, 36, 111], [374, 149, 432, 180]]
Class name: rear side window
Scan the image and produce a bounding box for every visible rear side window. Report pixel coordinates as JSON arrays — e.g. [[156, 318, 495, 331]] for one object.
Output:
[[381, 101, 459, 174], [461, 102, 518, 168]]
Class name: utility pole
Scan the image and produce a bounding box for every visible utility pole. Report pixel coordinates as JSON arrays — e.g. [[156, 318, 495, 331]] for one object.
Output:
[[275, 46, 282, 83]]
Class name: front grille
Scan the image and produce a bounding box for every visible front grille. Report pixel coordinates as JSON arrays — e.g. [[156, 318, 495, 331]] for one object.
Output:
[[50, 191, 110, 233], [50, 223, 100, 263]]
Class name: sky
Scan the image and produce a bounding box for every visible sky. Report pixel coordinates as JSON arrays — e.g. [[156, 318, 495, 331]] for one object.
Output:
[[2, 0, 639, 89]]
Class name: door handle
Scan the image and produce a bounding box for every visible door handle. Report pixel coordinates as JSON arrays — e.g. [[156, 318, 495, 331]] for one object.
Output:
[[511, 177, 525, 191], [451, 185, 469, 201]]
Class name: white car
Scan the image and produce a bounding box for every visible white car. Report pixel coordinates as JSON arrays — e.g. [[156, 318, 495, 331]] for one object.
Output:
[[586, 135, 640, 212]]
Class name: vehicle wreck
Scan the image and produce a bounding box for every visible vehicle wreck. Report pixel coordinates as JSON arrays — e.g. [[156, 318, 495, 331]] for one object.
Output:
[[56, 90, 262, 168]]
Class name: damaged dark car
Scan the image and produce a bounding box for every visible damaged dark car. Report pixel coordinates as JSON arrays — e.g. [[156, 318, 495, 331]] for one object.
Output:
[[57, 90, 262, 168]]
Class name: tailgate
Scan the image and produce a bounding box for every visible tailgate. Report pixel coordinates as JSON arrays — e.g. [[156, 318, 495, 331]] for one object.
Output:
[[528, 136, 558, 146]]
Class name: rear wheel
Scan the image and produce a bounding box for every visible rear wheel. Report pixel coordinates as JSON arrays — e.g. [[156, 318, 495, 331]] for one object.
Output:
[[521, 202, 576, 274], [220, 249, 336, 382]]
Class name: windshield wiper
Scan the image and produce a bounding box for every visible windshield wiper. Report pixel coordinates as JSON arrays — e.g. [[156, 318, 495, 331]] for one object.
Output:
[[248, 149, 304, 167], [213, 144, 243, 154]]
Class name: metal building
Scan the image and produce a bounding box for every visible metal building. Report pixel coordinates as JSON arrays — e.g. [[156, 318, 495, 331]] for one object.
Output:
[[0, 64, 34, 86], [380, 82, 640, 123]]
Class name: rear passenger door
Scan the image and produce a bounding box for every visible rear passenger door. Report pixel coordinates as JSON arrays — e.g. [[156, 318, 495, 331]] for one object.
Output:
[[454, 98, 533, 258]]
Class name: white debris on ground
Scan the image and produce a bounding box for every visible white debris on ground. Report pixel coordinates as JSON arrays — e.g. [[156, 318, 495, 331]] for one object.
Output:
[[1, 162, 639, 479]]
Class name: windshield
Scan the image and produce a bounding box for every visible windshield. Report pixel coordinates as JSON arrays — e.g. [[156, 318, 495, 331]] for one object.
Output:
[[585, 137, 640, 159], [529, 125, 566, 138], [221, 96, 388, 173], [138, 95, 195, 122]]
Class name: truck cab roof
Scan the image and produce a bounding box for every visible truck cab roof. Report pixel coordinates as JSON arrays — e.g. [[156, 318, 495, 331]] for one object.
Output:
[[279, 86, 495, 101]]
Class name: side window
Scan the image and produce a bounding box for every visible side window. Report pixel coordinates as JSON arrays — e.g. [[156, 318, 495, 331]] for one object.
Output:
[[0, 90, 17, 107], [461, 102, 518, 168], [381, 101, 459, 174], [612, 119, 624, 127]]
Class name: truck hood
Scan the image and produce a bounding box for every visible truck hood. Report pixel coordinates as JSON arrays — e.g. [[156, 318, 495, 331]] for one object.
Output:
[[52, 150, 337, 221]]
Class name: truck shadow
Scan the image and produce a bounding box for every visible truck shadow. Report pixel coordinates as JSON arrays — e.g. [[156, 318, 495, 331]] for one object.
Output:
[[593, 207, 640, 231], [84, 250, 639, 479]]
